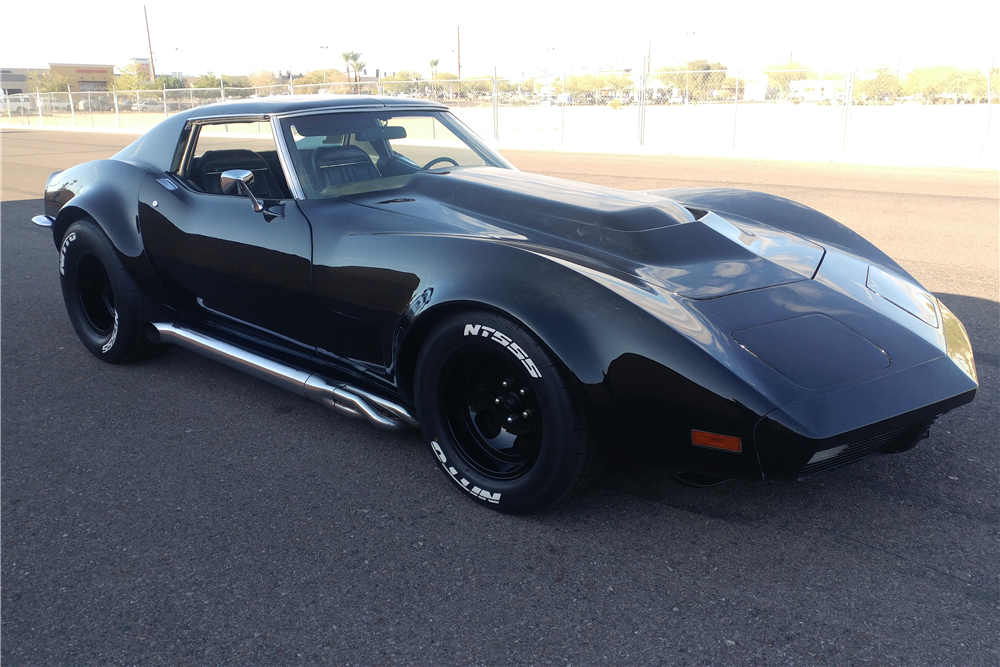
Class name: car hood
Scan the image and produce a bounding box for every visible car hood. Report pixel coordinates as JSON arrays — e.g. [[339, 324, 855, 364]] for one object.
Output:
[[344, 167, 825, 299]]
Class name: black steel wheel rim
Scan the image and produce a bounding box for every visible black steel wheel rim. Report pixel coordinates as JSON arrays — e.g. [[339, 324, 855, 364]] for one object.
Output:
[[76, 253, 115, 334], [442, 349, 543, 480]]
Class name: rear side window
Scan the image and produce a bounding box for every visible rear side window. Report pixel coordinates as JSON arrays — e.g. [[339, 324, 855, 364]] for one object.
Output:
[[178, 120, 291, 199]]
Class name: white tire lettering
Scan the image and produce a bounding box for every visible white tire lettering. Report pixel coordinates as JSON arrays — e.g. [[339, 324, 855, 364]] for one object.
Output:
[[478, 489, 501, 503], [507, 343, 526, 361], [521, 358, 541, 379], [101, 310, 119, 353], [59, 232, 77, 276], [462, 322, 542, 379], [491, 331, 512, 346], [431, 440, 502, 505], [431, 440, 447, 463]]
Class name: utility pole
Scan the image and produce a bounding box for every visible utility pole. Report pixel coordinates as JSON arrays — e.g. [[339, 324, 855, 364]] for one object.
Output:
[[144, 5, 157, 82], [457, 26, 461, 80]]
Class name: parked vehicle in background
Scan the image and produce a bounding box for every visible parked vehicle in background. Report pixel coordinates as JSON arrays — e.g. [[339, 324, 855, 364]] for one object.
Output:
[[37, 98, 73, 113], [77, 98, 113, 112], [1, 94, 33, 113], [131, 100, 166, 113]]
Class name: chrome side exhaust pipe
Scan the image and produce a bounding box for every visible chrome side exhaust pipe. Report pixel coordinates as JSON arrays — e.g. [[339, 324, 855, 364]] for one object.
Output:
[[152, 322, 417, 431]]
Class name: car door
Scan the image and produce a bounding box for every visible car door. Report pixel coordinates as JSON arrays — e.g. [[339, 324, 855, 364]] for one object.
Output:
[[138, 118, 314, 349]]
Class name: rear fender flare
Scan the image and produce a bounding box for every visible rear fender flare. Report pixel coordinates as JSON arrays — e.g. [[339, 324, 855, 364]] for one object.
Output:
[[48, 162, 165, 304]]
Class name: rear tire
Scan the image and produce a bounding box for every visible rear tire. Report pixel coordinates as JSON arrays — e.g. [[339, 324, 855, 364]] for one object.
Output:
[[59, 219, 152, 363], [415, 311, 605, 513]]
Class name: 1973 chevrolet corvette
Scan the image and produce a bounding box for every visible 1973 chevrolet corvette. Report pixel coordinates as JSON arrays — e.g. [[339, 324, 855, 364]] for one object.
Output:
[[32, 96, 978, 513]]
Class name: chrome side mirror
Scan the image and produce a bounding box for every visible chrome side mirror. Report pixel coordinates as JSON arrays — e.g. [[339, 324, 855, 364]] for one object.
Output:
[[220, 169, 264, 212]]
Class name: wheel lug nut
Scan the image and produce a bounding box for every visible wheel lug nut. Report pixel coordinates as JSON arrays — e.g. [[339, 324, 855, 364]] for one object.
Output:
[[501, 380, 509, 388], [495, 397, 502, 405], [507, 416, 515, 424], [519, 388, 528, 396], [522, 410, 532, 419]]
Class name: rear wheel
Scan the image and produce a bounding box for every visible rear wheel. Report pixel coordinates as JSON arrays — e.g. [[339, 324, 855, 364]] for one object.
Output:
[[415, 311, 605, 513], [59, 219, 152, 363]]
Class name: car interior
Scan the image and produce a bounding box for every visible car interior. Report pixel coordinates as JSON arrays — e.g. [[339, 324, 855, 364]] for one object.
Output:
[[177, 112, 496, 200]]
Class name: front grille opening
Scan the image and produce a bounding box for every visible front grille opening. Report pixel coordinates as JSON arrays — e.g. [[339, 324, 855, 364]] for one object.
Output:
[[798, 426, 917, 480]]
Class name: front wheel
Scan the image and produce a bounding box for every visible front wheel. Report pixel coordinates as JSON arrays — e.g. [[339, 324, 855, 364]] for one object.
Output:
[[59, 219, 152, 363], [414, 311, 605, 513]]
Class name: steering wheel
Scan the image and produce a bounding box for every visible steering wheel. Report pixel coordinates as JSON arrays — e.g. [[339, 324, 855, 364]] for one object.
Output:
[[422, 157, 460, 170]]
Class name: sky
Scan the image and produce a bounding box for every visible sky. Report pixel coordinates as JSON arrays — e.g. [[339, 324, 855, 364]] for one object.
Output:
[[2, 0, 997, 79]]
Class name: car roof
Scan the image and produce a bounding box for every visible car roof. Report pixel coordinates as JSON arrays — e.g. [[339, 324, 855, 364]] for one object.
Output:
[[186, 95, 448, 119]]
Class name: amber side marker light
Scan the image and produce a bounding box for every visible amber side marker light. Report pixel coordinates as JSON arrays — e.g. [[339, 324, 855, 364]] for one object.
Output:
[[691, 430, 742, 453]]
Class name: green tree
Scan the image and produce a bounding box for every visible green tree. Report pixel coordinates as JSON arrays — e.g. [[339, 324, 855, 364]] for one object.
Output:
[[109, 63, 154, 92], [381, 69, 422, 95], [26, 70, 70, 92], [853, 69, 901, 103], [192, 72, 223, 88], [156, 74, 186, 90], [249, 70, 279, 88], [293, 69, 348, 86], [653, 60, 726, 102], [903, 66, 984, 103]]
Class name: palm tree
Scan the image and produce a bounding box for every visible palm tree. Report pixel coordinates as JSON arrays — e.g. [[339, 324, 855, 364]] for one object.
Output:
[[351, 56, 366, 83], [341, 51, 359, 80], [430, 59, 439, 79]]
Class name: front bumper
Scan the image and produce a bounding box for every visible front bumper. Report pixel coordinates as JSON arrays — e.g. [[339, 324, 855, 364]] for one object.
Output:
[[754, 355, 977, 481]]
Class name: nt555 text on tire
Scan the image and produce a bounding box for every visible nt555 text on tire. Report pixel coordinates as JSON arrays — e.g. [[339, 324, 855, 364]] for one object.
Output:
[[414, 311, 606, 513], [59, 219, 153, 363]]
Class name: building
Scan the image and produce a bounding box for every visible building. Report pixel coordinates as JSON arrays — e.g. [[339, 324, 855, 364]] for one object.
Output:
[[48, 63, 115, 92], [1, 67, 46, 94]]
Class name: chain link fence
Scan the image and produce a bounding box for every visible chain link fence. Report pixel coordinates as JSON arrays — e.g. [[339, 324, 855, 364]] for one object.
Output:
[[3, 64, 997, 164]]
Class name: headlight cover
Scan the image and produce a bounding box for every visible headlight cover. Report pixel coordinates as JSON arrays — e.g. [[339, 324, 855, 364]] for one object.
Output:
[[939, 298, 978, 383]]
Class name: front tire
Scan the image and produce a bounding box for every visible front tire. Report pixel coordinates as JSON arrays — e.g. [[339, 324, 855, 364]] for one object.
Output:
[[59, 219, 151, 363], [415, 311, 605, 513]]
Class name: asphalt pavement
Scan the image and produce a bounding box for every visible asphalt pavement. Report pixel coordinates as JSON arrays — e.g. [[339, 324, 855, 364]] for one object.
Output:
[[2, 128, 998, 665]]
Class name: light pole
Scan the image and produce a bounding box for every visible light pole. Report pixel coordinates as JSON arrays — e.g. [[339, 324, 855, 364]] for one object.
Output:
[[320, 46, 329, 84], [144, 5, 157, 83]]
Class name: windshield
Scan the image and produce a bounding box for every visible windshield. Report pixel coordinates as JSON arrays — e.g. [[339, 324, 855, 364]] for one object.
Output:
[[278, 110, 511, 199]]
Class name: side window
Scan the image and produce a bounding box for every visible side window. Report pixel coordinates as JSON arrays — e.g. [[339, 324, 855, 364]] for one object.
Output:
[[181, 120, 291, 199]]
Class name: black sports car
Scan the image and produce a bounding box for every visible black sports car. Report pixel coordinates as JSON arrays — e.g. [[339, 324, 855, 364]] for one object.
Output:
[[32, 96, 978, 513]]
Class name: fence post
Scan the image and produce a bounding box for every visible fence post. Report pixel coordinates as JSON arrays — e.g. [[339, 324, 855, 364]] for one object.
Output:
[[493, 70, 499, 141], [163, 84, 168, 119], [36, 88, 43, 125], [638, 58, 647, 146], [87, 92, 94, 127], [840, 71, 856, 153], [113, 90, 120, 128], [732, 70, 739, 149], [67, 85, 77, 127]]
